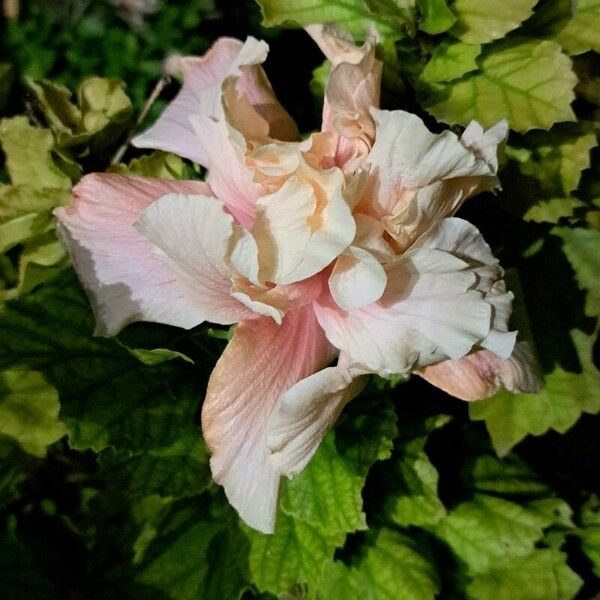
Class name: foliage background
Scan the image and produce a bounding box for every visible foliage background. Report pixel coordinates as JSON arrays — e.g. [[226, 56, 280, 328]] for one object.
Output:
[[0, 0, 599, 598]]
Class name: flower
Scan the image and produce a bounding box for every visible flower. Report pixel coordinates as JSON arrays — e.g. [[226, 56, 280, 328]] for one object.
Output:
[[54, 26, 540, 534]]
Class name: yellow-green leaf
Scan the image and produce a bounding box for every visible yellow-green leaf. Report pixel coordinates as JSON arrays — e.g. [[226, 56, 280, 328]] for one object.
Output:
[[450, 0, 538, 44], [317, 528, 440, 600], [466, 549, 583, 600], [0, 370, 66, 457], [424, 40, 577, 132], [0, 117, 71, 189], [469, 329, 600, 456], [421, 40, 481, 83], [256, 0, 411, 36], [554, 0, 600, 55], [417, 0, 456, 34]]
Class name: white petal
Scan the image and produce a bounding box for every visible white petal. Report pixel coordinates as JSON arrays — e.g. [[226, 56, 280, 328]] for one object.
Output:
[[329, 246, 387, 310], [314, 218, 515, 375], [135, 193, 253, 325], [365, 110, 501, 247], [461, 119, 508, 172], [268, 356, 367, 478], [253, 177, 315, 283]]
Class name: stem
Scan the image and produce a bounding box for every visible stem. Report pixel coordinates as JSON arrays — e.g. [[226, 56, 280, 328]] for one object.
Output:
[[110, 74, 170, 165]]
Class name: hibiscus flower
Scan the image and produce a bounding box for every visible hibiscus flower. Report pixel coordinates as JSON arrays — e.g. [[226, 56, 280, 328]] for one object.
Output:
[[54, 25, 540, 533]]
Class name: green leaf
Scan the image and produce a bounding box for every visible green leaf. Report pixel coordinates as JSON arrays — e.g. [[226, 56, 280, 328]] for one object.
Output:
[[0, 212, 54, 254], [281, 398, 397, 535], [511, 123, 597, 198], [384, 415, 449, 527], [126, 347, 194, 366], [77, 77, 132, 142], [0, 117, 72, 188], [248, 513, 341, 596], [99, 433, 210, 500], [450, 0, 537, 43], [434, 494, 555, 574], [247, 394, 397, 595], [421, 40, 481, 83], [554, 227, 600, 317], [554, 0, 600, 55], [25, 76, 132, 153], [136, 497, 249, 600], [468, 454, 551, 496], [0, 272, 216, 454], [309, 60, 331, 105], [0, 529, 55, 599], [0, 369, 66, 456], [280, 433, 368, 534], [470, 328, 600, 456], [524, 198, 586, 223], [579, 494, 600, 577], [318, 528, 440, 600], [417, 0, 456, 34], [0, 186, 70, 219], [0, 443, 29, 510], [255, 0, 412, 36], [24, 78, 83, 143], [423, 40, 577, 132], [466, 548, 583, 600], [109, 151, 185, 180], [0, 64, 13, 113], [3, 232, 68, 300]]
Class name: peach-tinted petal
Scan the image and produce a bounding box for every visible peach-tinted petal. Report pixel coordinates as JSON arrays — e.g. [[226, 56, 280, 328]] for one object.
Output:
[[306, 24, 373, 65], [268, 355, 367, 477], [253, 177, 315, 283], [315, 217, 512, 375], [135, 193, 256, 325], [365, 110, 502, 249], [201, 305, 334, 533], [252, 165, 355, 285], [308, 25, 382, 173], [417, 341, 541, 401], [54, 174, 221, 336], [329, 246, 387, 311]]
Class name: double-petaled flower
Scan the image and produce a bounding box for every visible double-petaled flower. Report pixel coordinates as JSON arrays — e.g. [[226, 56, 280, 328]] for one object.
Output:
[[55, 25, 539, 533]]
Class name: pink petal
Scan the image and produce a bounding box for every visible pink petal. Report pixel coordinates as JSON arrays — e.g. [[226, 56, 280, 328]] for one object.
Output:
[[268, 354, 367, 477], [201, 306, 334, 533], [133, 37, 297, 164], [189, 116, 259, 228], [417, 341, 541, 401], [414, 217, 516, 360], [55, 174, 225, 335], [133, 38, 246, 165]]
